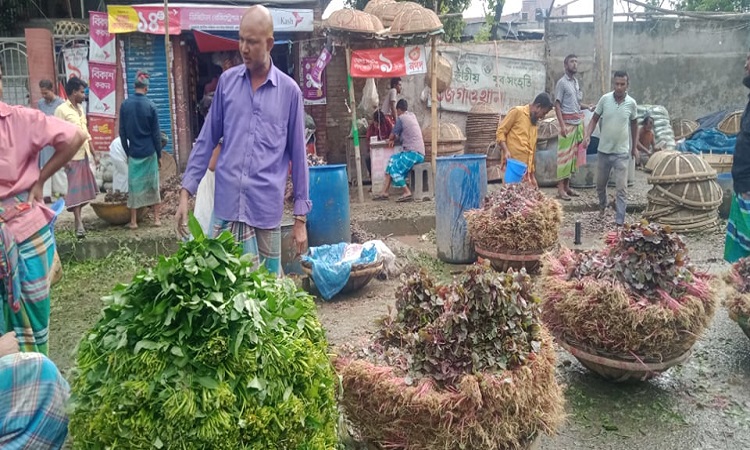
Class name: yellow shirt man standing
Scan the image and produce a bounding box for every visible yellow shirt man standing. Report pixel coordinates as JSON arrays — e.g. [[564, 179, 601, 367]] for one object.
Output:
[[495, 93, 554, 186]]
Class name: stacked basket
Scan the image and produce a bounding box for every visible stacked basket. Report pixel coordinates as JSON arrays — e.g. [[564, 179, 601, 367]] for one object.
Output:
[[643, 152, 722, 233], [422, 122, 466, 162], [465, 102, 501, 154]]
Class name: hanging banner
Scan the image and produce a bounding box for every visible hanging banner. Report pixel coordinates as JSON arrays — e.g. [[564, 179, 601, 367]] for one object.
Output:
[[308, 47, 332, 89], [302, 57, 326, 106], [350, 46, 427, 78], [88, 63, 117, 117], [89, 11, 115, 64], [108, 5, 181, 35], [62, 47, 89, 84], [106, 5, 313, 34], [89, 116, 116, 152], [432, 51, 546, 114]]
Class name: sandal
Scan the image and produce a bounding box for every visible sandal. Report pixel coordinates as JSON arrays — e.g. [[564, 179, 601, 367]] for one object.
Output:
[[396, 194, 413, 203], [566, 190, 580, 197], [557, 194, 571, 201], [372, 194, 389, 201]]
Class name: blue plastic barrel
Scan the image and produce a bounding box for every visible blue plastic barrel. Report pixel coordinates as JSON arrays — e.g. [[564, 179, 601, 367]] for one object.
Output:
[[307, 164, 351, 247], [436, 155, 488, 263], [504, 158, 527, 184]]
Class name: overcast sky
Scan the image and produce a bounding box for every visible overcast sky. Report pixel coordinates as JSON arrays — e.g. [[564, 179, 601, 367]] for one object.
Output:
[[323, 0, 644, 20]]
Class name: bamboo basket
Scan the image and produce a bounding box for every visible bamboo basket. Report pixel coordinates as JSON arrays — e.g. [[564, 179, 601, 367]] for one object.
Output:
[[301, 259, 383, 297], [422, 122, 466, 162], [670, 119, 698, 141], [718, 110, 743, 135], [388, 5, 442, 34], [90, 201, 144, 225], [701, 153, 733, 174], [324, 9, 384, 33], [425, 54, 453, 94], [371, 1, 421, 27], [555, 334, 693, 382], [648, 152, 717, 184], [475, 245, 550, 275], [644, 150, 678, 173], [364, 0, 395, 15]]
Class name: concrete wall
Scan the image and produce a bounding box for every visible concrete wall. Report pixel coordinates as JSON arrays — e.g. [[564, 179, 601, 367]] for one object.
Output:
[[546, 18, 750, 121]]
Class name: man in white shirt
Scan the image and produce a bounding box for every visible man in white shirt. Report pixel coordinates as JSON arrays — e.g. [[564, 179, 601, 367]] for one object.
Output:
[[380, 77, 401, 125], [109, 137, 129, 193]]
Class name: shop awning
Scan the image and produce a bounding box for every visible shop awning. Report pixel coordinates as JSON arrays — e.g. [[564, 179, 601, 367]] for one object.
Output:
[[193, 30, 291, 53]]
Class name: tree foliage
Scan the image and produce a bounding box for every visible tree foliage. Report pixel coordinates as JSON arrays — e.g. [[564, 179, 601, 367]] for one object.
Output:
[[345, 0, 471, 42], [670, 0, 750, 11]]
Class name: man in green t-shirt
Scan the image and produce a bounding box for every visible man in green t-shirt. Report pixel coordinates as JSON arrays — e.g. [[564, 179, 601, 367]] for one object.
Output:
[[583, 70, 638, 227]]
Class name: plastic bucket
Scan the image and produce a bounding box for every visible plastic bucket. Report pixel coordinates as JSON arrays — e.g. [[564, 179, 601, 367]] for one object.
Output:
[[503, 158, 527, 184], [436, 154, 488, 264]]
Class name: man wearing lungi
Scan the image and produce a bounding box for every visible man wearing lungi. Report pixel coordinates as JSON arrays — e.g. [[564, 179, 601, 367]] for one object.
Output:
[[373, 99, 425, 203], [55, 77, 98, 239], [725, 51, 750, 263], [496, 93, 554, 187], [554, 54, 594, 201], [119, 71, 164, 229], [177, 5, 310, 276]]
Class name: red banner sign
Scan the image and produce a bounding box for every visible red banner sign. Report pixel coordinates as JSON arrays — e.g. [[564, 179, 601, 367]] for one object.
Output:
[[89, 116, 116, 152], [349, 46, 427, 79]]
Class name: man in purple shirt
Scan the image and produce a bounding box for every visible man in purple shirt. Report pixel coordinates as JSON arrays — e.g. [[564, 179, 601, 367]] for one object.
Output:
[[176, 5, 311, 275]]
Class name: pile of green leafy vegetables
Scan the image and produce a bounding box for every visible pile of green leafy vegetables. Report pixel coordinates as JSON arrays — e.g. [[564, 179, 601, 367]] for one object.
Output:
[[69, 218, 338, 449]]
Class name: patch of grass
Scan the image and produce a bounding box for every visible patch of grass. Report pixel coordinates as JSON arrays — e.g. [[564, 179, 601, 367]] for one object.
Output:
[[402, 249, 454, 283], [49, 248, 154, 376], [565, 381, 688, 436]]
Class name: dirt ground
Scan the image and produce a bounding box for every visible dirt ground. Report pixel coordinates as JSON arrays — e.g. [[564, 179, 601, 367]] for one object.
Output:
[[49, 171, 750, 450]]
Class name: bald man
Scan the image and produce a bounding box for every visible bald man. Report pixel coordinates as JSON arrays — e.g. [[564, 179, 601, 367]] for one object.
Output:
[[177, 6, 311, 276]]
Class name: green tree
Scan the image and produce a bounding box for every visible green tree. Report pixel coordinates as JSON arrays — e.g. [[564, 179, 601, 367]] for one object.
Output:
[[671, 0, 750, 11], [345, 0, 471, 42]]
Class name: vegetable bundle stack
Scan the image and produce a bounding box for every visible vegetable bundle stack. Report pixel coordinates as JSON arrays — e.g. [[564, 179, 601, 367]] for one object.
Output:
[[541, 222, 717, 370], [336, 265, 564, 450], [723, 257, 750, 340], [465, 183, 562, 254], [69, 221, 338, 449]]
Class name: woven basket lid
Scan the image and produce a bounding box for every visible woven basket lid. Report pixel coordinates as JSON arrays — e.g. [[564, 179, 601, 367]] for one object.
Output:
[[364, 0, 395, 15], [425, 54, 452, 94], [53, 20, 89, 36], [654, 208, 719, 226], [469, 102, 500, 115], [648, 152, 717, 184], [652, 180, 723, 210], [422, 122, 466, 143], [371, 1, 421, 27], [643, 202, 680, 220], [718, 110, 743, 135], [389, 5, 443, 35], [537, 117, 560, 141], [660, 216, 719, 233], [670, 119, 698, 141], [324, 9, 384, 33], [644, 150, 678, 173]]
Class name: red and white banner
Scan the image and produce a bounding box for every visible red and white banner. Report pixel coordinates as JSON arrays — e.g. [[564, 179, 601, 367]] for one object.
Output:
[[350, 46, 427, 79], [88, 63, 117, 117], [107, 5, 313, 34], [89, 11, 115, 64], [89, 116, 116, 152], [62, 47, 89, 83]]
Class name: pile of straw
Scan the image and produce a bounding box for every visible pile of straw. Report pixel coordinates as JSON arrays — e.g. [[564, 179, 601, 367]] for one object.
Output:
[[541, 223, 717, 360], [724, 257, 750, 319], [336, 265, 564, 449], [465, 184, 562, 253]]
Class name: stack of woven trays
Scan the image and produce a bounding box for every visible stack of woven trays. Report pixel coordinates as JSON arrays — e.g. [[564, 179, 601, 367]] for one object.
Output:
[[643, 152, 722, 233]]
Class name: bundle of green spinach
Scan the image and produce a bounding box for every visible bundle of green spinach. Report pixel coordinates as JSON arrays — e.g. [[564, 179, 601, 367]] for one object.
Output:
[[70, 218, 338, 449]]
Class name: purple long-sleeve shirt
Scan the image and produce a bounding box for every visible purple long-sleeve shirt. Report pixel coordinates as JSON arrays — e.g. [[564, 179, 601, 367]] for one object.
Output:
[[182, 63, 311, 229]]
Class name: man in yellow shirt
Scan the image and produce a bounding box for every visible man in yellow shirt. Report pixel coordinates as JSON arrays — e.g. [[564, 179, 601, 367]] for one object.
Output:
[[495, 93, 554, 186], [55, 77, 98, 238]]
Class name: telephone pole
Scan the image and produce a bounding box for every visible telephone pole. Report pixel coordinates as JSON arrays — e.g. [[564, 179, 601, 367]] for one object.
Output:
[[593, 0, 614, 96]]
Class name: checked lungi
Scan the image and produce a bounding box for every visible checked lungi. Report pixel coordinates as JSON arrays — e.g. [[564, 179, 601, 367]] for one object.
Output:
[[210, 216, 281, 276]]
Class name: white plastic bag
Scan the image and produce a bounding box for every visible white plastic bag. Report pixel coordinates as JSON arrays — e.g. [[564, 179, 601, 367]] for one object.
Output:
[[365, 239, 397, 278], [360, 78, 379, 116], [194, 169, 215, 235]]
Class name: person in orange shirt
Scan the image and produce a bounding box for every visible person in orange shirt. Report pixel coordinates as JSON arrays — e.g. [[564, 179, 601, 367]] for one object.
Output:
[[495, 93, 554, 187]]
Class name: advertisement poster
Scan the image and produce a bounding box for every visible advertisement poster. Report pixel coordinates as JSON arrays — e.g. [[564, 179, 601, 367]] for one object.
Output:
[[349, 46, 427, 78], [89, 116, 116, 152], [302, 56, 326, 105], [62, 47, 89, 83], [88, 63, 117, 117], [89, 11, 115, 64]]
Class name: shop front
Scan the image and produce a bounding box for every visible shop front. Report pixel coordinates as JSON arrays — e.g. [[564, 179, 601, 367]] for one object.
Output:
[[106, 2, 315, 168]]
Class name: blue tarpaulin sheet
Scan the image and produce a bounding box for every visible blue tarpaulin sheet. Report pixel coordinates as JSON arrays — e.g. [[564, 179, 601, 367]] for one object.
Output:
[[678, 128, 737, 155], [302, 243, 378, 300]]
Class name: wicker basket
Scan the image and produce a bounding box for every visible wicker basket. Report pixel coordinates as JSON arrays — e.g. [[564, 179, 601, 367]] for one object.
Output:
[[718, 110, 743, 135], [670, 119, 698, 141], [650, 180, 723, 210], [702, 153, 733, 174], [648, 152, 717, 184], [364, 0, 395, 15], [301, 259, 383, 298], [475, 245, 549, 275], [425, 54, 453, 94], [644, 150, 678, 173], [53, 20, 88, 36], [388, 5, 442, 35], [371, 1, 421, 27], [90, 201, 144, 226], [324, 9, 384, 33], [555, 334, 693, 382]]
